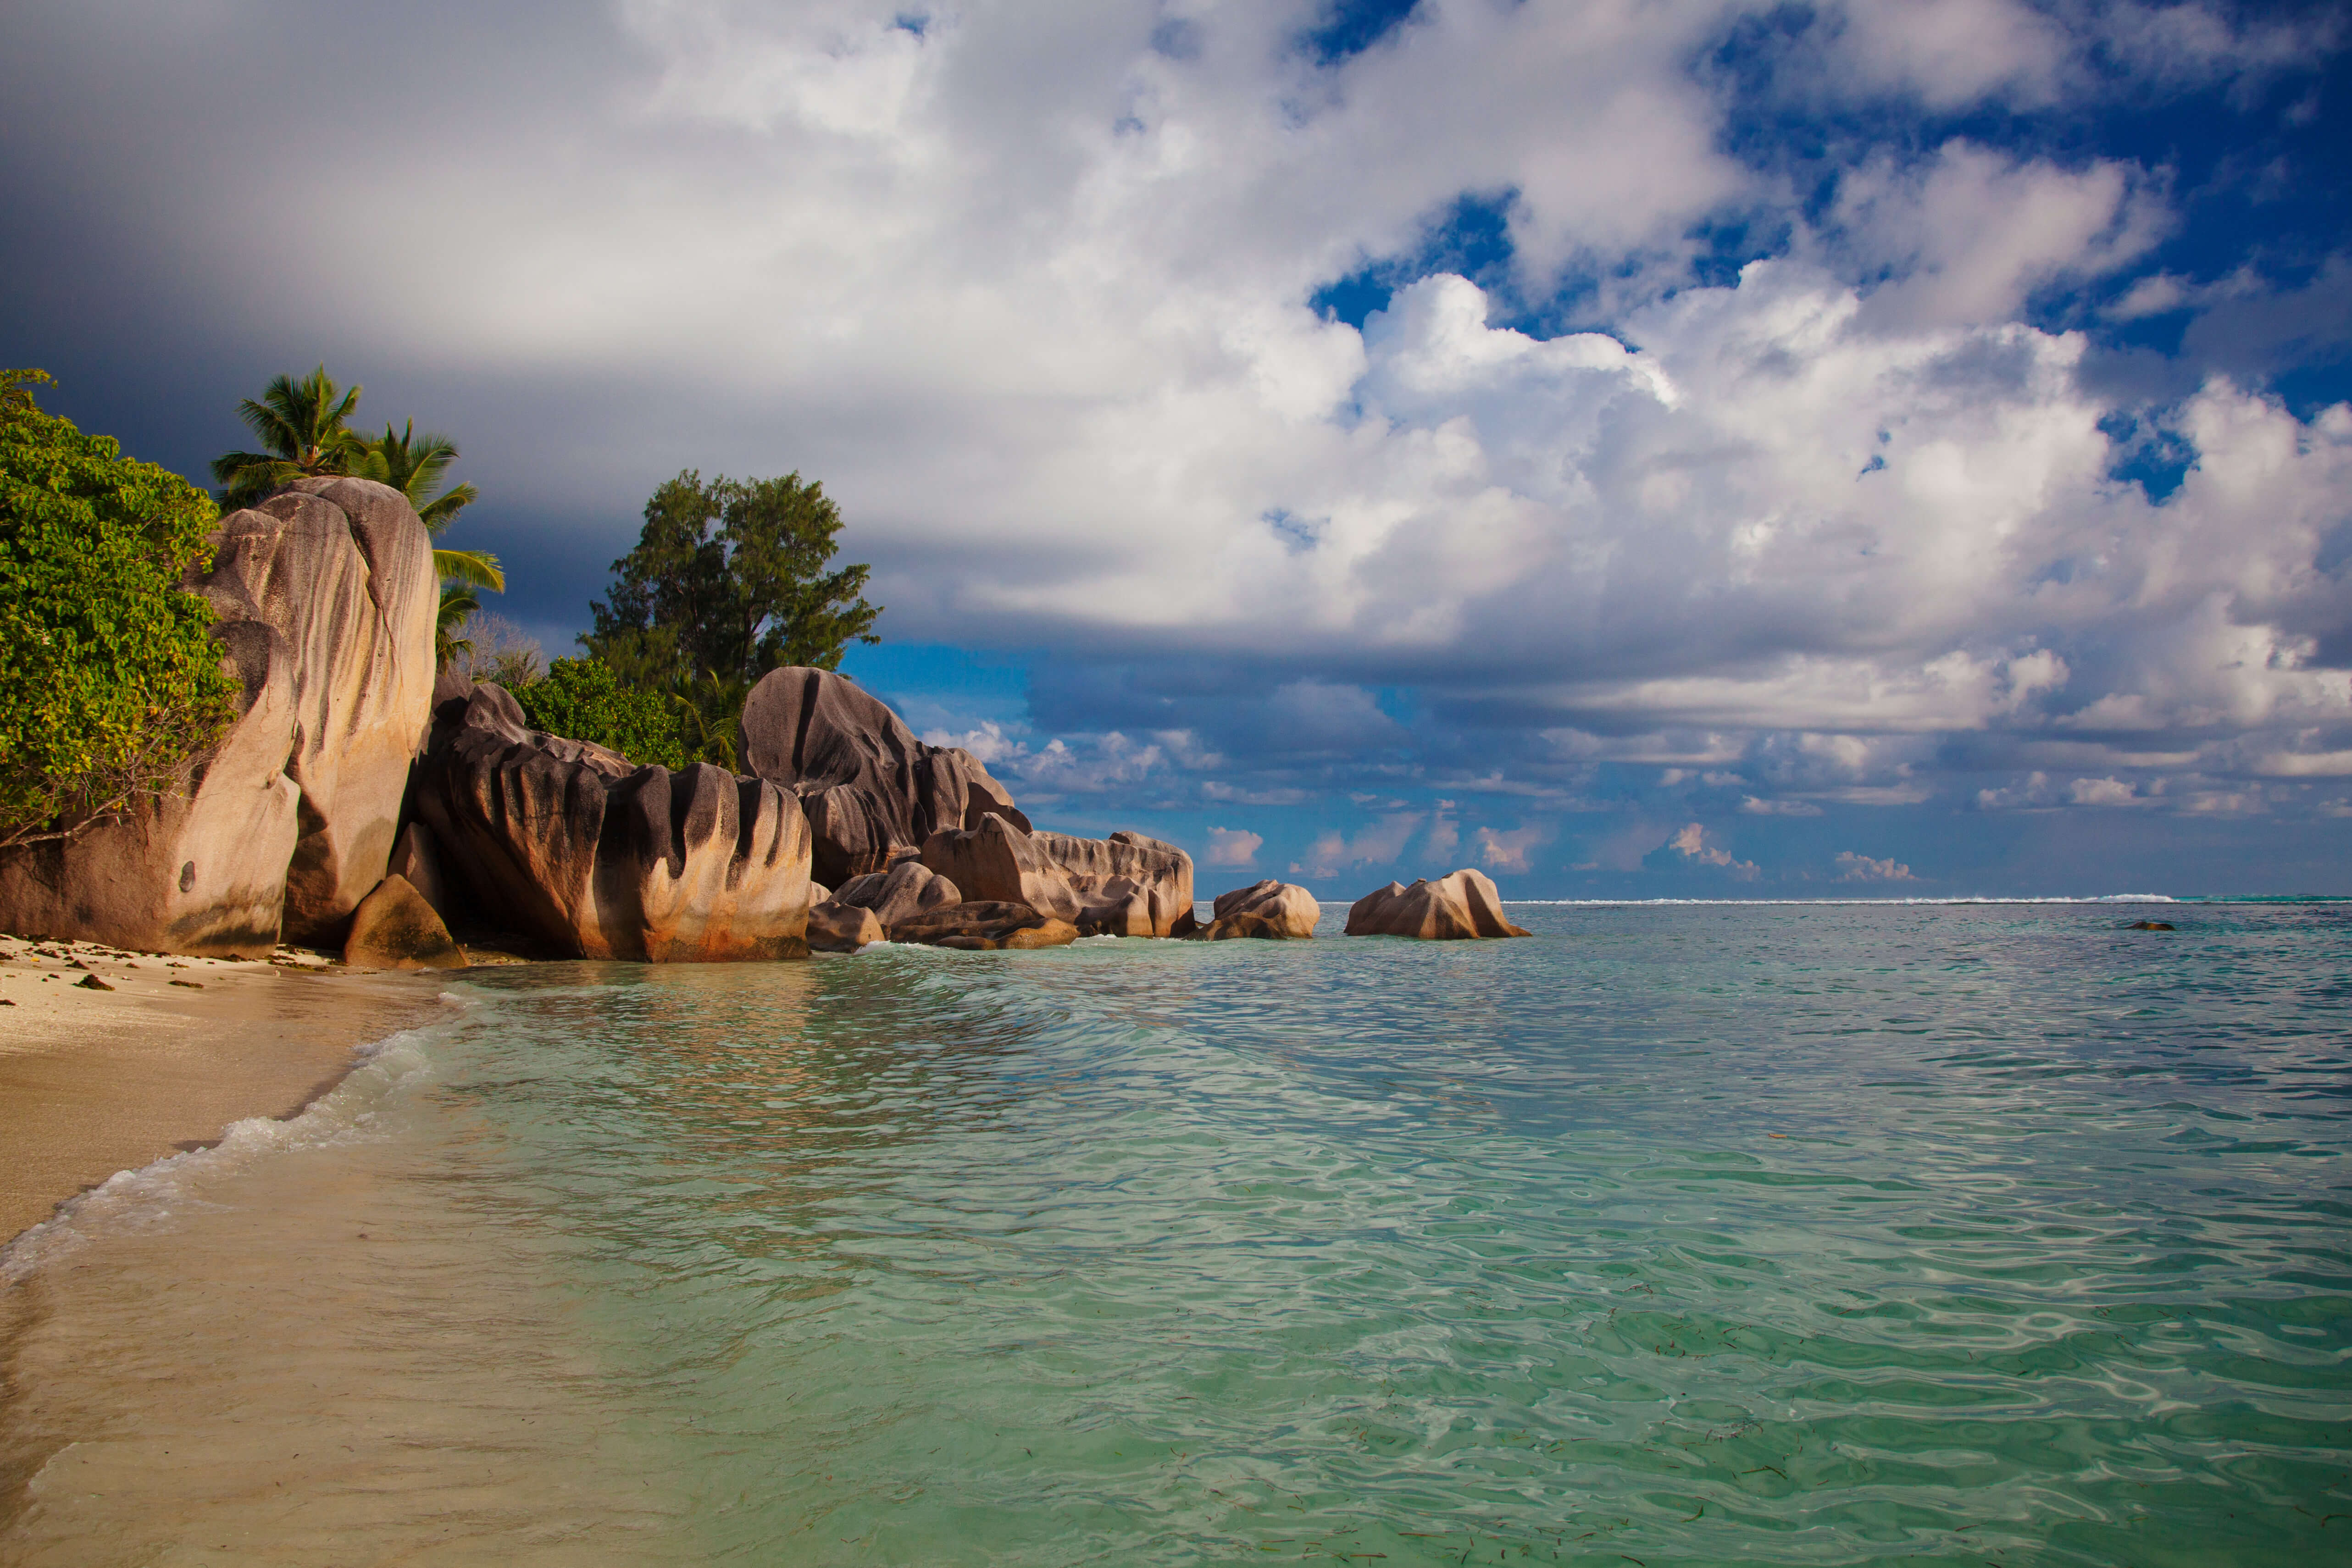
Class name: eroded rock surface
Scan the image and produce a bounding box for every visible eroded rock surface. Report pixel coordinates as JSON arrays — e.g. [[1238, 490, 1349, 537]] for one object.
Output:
[[888, 899, 1079, 951], [414, 685, 813, 961], [740, 666, 1028, 887], [831, 859, 961, 931], [0, 478, 437, 956], [343, 874, 466, 970], [1200, 880, 1320, 940], [806, 900, 884, 952], [1344, 869, 1531, 940], [920, 818, 1195, 938]]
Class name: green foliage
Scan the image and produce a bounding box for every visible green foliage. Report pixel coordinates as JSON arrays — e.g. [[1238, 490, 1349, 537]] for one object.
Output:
[[211, 371, 502, 653], [0, 370, 240, 850], [584, 470, 880, 686], [210, 365, 366, 510], [581, 470, 880, 768], [514, 658, 691, 771], [354, 420, 480, 532]]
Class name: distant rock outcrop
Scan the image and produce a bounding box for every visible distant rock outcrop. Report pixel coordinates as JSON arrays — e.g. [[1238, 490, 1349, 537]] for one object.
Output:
[[1344, 869, 1531, 940], [412, 685, 814, 961], [919, 817, 1195, 938], [342, 874, 466, 970], [1199, 880, 1320, 940], [740, 667, 1028, 888], [831, 859, 961, 931], [0, 478, 438, 957], [888, 900, 1080, 951]]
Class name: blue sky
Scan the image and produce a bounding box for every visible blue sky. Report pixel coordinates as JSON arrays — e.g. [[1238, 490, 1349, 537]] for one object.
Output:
[[6, 0, 2351, 896]]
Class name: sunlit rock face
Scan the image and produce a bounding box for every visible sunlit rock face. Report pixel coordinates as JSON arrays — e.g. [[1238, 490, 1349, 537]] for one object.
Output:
[[1200, 880, 1320, 940], [1344, 870, 1531, 940], [414, 685, 813, 962], [0, 478, 437, 957], [740, 666, 1028, 888], [917, 817, 1196, 939]]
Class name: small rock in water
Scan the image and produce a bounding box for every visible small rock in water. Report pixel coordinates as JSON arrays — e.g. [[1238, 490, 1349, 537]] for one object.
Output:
[[77, 973, 115, 990], [2128, 920, 2176, 931]]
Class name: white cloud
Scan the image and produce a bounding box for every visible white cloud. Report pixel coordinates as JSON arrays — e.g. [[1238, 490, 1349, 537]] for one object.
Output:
[[8, 0, 2350, 838], [1741, 796, 1824, 816], [1473, 824, 1546, 873], [1651, 822, 1760, 881], [1290, 814, 1422, 879], [1204, 826, 1262, 867], [1834, 850, 1916, 881]]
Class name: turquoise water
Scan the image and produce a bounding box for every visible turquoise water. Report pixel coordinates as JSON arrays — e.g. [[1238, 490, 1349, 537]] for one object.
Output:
[[6, 902, 2352, 1564]]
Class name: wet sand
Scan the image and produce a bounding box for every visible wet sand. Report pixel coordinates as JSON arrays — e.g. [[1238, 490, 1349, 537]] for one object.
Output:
[[0, 937, 449, 1244]]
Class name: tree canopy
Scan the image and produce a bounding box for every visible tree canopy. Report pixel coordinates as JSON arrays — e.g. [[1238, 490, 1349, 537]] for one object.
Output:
[[583, 470, 881, 689], [0, 370, 239, 851], [210, 368, 502, 665], [515, 658, 690, 771]]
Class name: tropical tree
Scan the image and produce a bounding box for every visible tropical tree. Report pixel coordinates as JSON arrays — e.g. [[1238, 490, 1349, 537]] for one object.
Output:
[[212, 371, 505, 666], [582, 470, 879, 767], [209, 365, 365, 509], [353, 420, 504, 663], [516, 658, 690, 770], [2, 370, 239, 850]]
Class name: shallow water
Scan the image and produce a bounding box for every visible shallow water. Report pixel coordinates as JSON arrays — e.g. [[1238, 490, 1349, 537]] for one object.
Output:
[[4, 903, 2349, 1566]]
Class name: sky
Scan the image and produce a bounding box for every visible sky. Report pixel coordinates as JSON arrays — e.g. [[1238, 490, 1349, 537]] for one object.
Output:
[[6, 0, 2352, 898]]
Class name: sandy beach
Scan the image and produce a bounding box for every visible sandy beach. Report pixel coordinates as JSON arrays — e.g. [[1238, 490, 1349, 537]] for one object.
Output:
[[0, 938, 450, 1246]]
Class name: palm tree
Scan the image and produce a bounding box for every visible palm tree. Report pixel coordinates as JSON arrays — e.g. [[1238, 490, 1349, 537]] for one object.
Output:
[[436, 583, 483, 667], [355, 420, 504, 598], [210, 366, 365, 509]]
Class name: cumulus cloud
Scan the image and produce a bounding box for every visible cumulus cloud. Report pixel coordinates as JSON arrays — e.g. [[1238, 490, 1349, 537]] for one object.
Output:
[[1473, 824, 1547, 874], [1645, 823, 1760, 881], [1291, 814, 1422, 879], [1204, 826, 1262, 867], [1834, 850, 1916, 881], [6, 0, 2350, 876]]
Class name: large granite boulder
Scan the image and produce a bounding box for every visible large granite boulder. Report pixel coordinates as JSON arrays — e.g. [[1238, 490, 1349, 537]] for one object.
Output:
[[413, 685, 814, 961], [806, 899, 884, 952], [888, 900, 1080, 951], [1200, 880, 1320, 940], [919, 818, 1195, 938], [741, 666, 1029, 888], [832, 859, 961, 931], [343, 874, 466, 970], [0, 478, 438, 957], [1344, 869, 1531, 940]]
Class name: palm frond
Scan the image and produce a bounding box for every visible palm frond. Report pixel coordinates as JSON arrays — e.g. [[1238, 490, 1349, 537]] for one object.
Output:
[[416, 482, 479, 533], [434, 547, 505, 593]]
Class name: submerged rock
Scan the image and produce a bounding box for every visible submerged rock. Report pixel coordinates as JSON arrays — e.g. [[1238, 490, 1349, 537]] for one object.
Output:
[[0, 478, 438, 957], [413, 685, 814, 962], [1199, 880, 1320, 940], [887, 899, 1080, 951], [740, 666, 1028, 887], [1344, 869, 1531, 940], [343, 874, 466, 970]]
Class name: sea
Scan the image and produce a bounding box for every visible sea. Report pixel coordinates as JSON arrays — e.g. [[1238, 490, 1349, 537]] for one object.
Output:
[[3, 899, 2348, 1567]]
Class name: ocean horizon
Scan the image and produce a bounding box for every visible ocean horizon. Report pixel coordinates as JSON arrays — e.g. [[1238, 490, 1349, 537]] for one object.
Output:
[[5, 898, 2349, 1565]]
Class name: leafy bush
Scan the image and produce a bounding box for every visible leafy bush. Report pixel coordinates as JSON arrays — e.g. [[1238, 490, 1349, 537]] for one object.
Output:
[[0, 371, 239, 851], [513, 657, 690, 770]]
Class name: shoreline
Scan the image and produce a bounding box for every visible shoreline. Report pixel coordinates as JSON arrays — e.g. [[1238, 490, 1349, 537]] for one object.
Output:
[[0, 938, 452, 1247]]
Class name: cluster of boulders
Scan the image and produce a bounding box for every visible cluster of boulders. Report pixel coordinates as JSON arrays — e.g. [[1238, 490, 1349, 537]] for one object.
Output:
[[0, 481, 1535, 967]]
